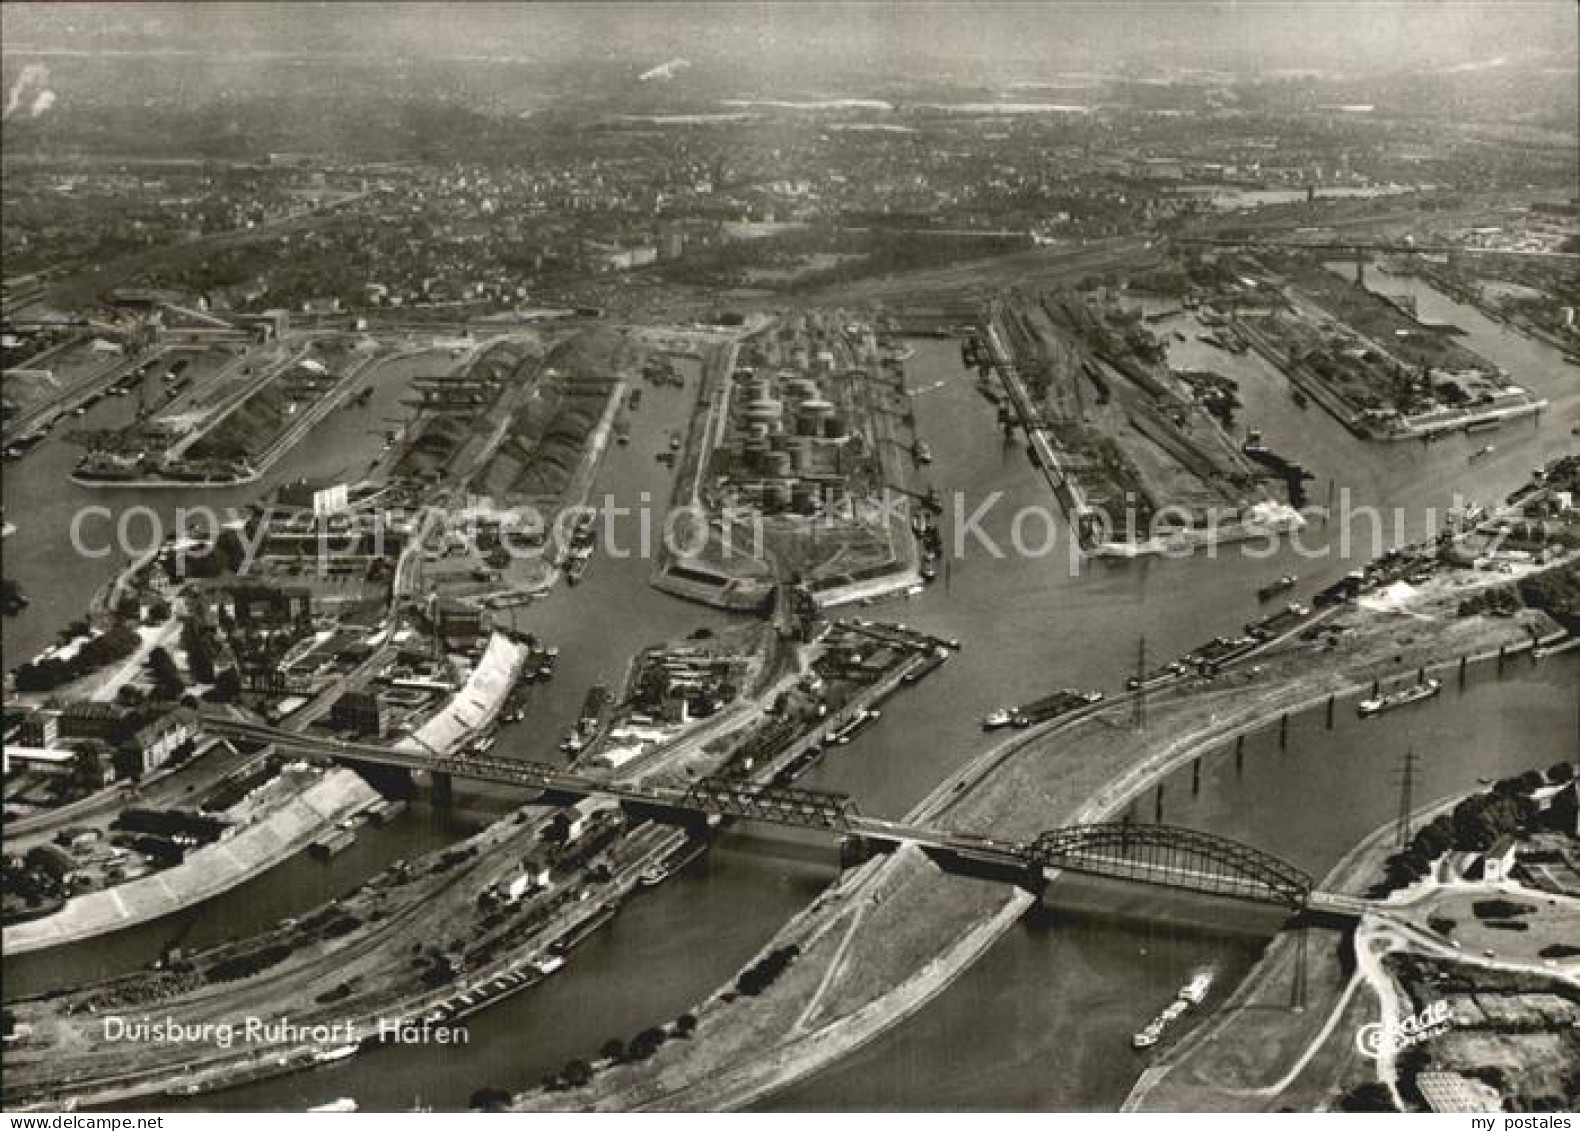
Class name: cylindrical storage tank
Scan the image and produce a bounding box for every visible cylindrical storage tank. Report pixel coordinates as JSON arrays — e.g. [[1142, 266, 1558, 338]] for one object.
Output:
[[823, 416, 847, 439], [745, 399, 782, 426], [793, 438, 816, 476], [791, 482, 817, 512], [795, 412, 819, 437], [767, 481, 793, 511]]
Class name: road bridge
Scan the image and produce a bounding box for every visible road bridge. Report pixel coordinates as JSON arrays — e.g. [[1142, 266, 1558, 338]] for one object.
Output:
[[198, 712, 1341, 912]]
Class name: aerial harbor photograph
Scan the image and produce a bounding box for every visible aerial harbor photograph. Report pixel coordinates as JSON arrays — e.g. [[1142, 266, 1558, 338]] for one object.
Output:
[[1, 0, 1577, 1118]]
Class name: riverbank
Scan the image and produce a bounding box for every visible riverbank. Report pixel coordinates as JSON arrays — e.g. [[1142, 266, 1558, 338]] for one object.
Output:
[[513, 563, 1565, 1111], [3, 767, 380, 955], [1121, 792, 1463, 1112], [0, 621, 951, 1109]]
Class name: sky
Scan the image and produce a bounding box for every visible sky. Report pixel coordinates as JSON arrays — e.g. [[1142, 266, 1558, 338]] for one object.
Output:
[[2, 1, 1575, 78]]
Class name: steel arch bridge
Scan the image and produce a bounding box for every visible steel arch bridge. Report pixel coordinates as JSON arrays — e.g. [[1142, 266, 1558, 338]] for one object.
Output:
[[1024, 823, 1313, 908]]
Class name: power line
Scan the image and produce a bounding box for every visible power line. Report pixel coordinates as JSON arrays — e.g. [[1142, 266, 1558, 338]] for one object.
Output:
[[1133, 635, 1148, 732], [1393, 746, 1418, 848]]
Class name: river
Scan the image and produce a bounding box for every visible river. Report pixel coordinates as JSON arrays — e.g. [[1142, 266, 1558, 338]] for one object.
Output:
[[4, 277, 1576, 1109]]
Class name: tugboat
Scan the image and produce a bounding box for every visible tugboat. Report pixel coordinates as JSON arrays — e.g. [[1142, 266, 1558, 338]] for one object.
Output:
[[1358, 677, 1442, 717], [1256, 574, 1298, 602], [1, 578, 28, 615], [313, 1044, 358, 1065], [307, 1098, 359, 1113], [982, 708, 1014, 730], [1179, 969, 1215, 1005], [1132, 1019, 1164, 1050]]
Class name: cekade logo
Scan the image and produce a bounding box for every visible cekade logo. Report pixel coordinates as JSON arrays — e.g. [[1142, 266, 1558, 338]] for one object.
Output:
[[1355, 999, 1453, 1058]]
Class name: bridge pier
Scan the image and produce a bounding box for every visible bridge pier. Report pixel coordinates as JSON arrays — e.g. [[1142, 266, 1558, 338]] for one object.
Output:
[[619, 799, 712, 836], [1279, 712, 1288, 748], [1191, 756, 1201, 795], [1154, 782, 1164, 823], [1289, 925, 1309, 1013], [1459, 655, 1468, 689], [432, 771, 453, 810], [839, 834, 879, 870], [1497, 644, 1506, 675], [1234, 734, 1244, 774], [1326, 694, 1334, 729]]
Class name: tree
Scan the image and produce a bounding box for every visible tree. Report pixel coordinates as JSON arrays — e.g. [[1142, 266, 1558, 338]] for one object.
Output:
[[627, 1026, 667, 1060], [1338, 1082, 1396, 1112], [211, 667, 242, 702], [599, 1038, 626, 1062], [70, 745, 110, 793], [116, 683, 147, 707], [672, 1012, 697, 1038], [181, 618, 217, 681], [560, 1059, 592, 1088], [469, 1087, 513, 1111], [147, 646, 185, 701]]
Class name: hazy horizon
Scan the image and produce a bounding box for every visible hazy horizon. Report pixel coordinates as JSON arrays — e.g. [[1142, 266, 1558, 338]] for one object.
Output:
[[3, 1, 1576, 80]]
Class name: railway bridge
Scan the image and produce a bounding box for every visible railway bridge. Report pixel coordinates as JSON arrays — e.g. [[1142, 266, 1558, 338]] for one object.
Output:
[[197, 712, 1349, 914]]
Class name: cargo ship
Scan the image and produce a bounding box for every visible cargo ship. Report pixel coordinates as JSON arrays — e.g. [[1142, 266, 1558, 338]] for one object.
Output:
[[1126, 660, 1186, 691], [827, 708, 879, 745], [639, 840, 706, 888], [1187, 635, 1258, 673], [1358, 677, 1442, 717], [984, 688, 1103, 730], [1134, 969, 1215, 1050], [901, 645, 949, 684], [564, 550, 592, 585], [1256, 574, 1298, 601]]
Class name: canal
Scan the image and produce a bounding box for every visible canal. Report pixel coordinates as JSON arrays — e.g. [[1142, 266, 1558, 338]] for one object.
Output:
[[5, 277, 1576, 1110]]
